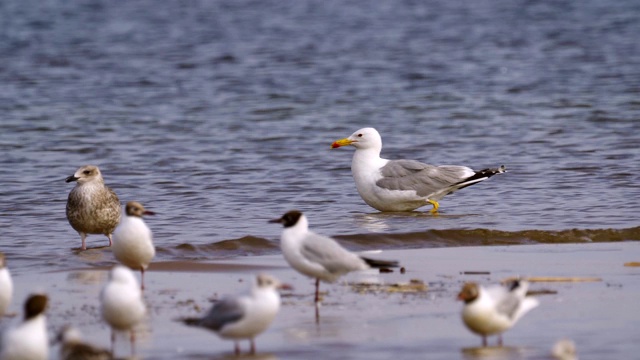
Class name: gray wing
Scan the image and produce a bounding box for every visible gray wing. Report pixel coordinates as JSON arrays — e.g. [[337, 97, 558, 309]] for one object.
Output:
[[300, 232, 364, 273], [495, 293, 521, 319], [377, 160, 473, 197], [200, 297, 246, 331]]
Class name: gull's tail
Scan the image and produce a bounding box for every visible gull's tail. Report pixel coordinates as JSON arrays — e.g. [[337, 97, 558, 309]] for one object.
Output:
[[455, 165, 507, 190], [361, 257, 399, 269]]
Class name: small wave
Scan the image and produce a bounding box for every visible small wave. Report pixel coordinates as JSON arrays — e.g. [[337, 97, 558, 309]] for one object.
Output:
[[158, 235, 279, 259], [159, 227, 640, 260]]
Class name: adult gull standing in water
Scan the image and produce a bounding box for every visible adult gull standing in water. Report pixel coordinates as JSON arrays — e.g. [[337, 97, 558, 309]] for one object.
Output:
[[331, 127, 506, 213]]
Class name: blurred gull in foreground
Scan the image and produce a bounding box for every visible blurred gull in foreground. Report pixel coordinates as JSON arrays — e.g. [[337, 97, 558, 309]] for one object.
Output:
[[457, 279, 539, 347], [181, 274, 290, 355], [112, 201, 156, 290], [0, 294, 49, 360], [0, 253, 12, 318], [331, 127, 505, 213], [552, 338, 578, 360], [66, 165, 121, 250], [56, 325, 112, 360], [100, 266, 146, 357]]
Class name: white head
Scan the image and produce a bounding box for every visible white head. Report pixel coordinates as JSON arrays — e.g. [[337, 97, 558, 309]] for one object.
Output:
[[56, 324, 83, 344], [254, 274, 291, 292], [331, 127, 382, 151], [65, 165, 104, 185], [108, 265, 139, 288]]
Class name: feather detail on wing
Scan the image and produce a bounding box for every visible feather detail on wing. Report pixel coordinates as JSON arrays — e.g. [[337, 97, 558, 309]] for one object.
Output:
[[183, 297, 246, 331], [300, 233, 366, 273], [376, 160, 475, 197]]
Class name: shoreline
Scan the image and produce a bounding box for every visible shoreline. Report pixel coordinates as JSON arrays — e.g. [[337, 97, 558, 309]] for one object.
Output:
[[6, 242, 639, 359]]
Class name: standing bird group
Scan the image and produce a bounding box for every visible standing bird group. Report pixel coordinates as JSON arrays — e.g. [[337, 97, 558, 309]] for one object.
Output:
[[46, 127, 538, 357]]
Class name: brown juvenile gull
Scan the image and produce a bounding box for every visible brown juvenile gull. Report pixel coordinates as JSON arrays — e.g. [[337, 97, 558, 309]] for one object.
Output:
[[66, 165, 121, 250], [55, 325, 112, 360], [331, 127, 506, 213]]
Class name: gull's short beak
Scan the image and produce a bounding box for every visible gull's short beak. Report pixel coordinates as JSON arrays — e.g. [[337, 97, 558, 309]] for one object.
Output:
[[268, 218, 283, 224], [144, 210, 155, 216], [65, 175, 78, 183], [331, 138, 354, 149]]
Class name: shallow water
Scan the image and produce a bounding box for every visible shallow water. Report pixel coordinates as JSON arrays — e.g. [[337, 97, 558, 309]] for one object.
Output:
[[1, 0, 639, 274]]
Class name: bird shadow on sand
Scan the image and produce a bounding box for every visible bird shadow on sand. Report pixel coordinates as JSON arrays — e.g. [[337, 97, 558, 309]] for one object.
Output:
[[461, 345, 529, 359], [178, 351, 278, 360]]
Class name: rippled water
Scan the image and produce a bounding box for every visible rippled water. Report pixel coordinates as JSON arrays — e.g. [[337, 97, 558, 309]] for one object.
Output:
[[1, 0, 639, 274]]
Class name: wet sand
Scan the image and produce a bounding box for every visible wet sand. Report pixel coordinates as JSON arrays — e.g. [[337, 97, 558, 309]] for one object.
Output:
[[5, 242, 639, 360]]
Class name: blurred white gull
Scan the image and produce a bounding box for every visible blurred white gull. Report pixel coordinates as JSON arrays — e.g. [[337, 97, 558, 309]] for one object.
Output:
[[112, 201, 156, 290], [0, 294, 49, 360], [0, 253, 13, 318], [181, 274, 290, 355], [100, 266, 146, 357], [457, 279, 539, 347]]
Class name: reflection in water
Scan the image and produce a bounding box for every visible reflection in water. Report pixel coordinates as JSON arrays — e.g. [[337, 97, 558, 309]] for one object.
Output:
[[353, 214, 395, 233]]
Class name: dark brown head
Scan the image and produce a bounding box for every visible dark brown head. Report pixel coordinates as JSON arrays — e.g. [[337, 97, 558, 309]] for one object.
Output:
[[457, 282, 480, 304], [125, 201, 155, 218], [24, 294, 48, 320], [268, 210, 303, 228]]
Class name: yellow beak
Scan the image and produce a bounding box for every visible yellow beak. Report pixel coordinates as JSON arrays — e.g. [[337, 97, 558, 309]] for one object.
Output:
[[331, 138, 354, 149]]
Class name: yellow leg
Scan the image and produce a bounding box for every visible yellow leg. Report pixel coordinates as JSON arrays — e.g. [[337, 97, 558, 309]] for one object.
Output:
[[427, 199, 439, 214]]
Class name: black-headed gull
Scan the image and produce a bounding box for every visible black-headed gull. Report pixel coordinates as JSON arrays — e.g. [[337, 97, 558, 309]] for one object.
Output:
[[55, 325, 112, 360], [0, 294, 49, 360], [457, 279, 539, 347], [112, 201, 155, 290], [0, 253, 12, 318], [100, 266, 146, 357], [331, 127, 505, 213], [181, 274, 290, 355], [269, 210, 398, 310], [66, 165, 121, 250]]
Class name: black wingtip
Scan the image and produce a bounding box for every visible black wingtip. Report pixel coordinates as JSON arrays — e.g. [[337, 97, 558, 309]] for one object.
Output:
[[180, 317, 201, 327], [361, 257, 399, 269]]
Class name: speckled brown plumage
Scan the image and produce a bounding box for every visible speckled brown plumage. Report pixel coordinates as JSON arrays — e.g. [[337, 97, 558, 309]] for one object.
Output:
[[65, 165, 121, 250], [57, 325, 112, 360]]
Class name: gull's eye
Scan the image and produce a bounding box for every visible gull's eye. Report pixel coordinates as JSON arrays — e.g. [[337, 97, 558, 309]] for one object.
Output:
[[357, 134, 363, 137], [83, 170, 91, 175]]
